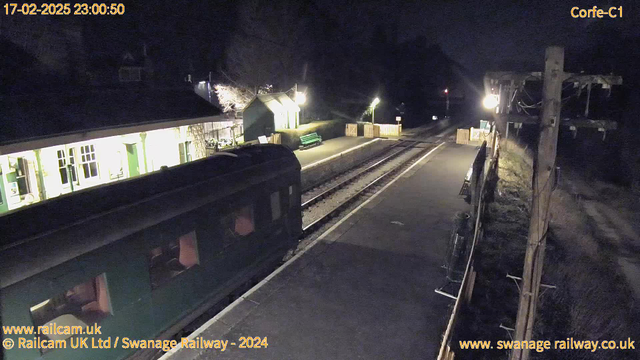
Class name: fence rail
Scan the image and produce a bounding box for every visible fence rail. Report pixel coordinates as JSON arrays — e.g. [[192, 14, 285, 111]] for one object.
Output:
[[438, 127, 500, 360]]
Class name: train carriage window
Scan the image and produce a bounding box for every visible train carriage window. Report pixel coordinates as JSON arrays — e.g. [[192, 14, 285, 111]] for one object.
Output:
[[221, 205, 255, 246], [270, 191, 281, 221], [29, 273, 111, 350], [148, 231, 199, 289]]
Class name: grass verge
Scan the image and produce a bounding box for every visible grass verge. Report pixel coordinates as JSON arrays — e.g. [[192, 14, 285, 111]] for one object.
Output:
[[452, 141, 640, 360]]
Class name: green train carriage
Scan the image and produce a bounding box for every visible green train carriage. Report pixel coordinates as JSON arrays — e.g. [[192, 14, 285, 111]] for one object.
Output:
[[0, 144, 302, 360]]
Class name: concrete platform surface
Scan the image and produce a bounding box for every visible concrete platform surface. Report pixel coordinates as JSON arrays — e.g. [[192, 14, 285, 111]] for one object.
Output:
[[163, 143, 479, 360], [294, 136, 375, 168]]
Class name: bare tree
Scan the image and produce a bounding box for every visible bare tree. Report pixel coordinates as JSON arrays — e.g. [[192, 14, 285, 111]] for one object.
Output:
[[224, 0, 310, 91], [214, 83, 272, 113]]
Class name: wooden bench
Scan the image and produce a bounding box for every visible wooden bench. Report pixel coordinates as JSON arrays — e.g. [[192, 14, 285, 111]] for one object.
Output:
[[299, 132, 322, 149]]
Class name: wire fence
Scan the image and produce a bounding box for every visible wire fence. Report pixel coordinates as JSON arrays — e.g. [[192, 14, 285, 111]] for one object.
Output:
[[438, 127, 501, 360]]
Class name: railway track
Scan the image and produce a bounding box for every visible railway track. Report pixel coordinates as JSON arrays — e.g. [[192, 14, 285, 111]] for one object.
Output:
[[153, 121, 463, 357], [301, 140, 418, 210], [297, 117, 469, 243], [300, 140, 439, 237]]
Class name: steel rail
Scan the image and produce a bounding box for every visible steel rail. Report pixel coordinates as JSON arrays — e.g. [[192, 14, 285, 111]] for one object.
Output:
[[301, 142, 436, 236], [300, 138, 408, 194], [301, 141, 417, 210]]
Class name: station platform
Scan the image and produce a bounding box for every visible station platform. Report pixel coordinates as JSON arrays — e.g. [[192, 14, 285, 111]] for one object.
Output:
[[162, 142, 479, 360], [294, 136, 376, 168]]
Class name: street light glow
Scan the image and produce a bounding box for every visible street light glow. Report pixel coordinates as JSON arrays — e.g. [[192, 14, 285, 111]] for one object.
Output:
[[444, 88, 448, 94], [295, 91, 306, 105], [483, 94, 499, 109], [370, 97, 380, 124]]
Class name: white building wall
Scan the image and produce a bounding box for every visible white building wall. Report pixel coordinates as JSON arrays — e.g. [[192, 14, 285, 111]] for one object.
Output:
[[145, 127, 182, 171], [0, 120, 220, 214], [38, 137, 122, 200], [38, 145, 69, 200]]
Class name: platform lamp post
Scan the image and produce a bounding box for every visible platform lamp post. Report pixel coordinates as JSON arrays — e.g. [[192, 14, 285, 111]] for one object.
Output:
[[293, 83, 307, 127], [371, 97, 380, 124]]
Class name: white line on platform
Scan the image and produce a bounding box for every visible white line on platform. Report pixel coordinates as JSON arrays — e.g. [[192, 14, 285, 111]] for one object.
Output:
[[300, 138, 381, 171], [160, 140, 446, 359]]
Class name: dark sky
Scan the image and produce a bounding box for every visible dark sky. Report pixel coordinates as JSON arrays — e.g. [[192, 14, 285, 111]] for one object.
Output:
[[75, 0, 639, 77], [317, 0, 639, 73], [5, 0, 637, 93]]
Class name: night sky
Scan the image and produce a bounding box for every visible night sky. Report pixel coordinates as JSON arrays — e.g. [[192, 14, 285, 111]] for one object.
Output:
[[64, 0, 637, 77], [315, 0, 639, 73], [2, 0, 638, 119]]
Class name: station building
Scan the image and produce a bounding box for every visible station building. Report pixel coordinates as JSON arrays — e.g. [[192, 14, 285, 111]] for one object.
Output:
[[243, 93, 300, 141], [0, 88, 237, 214]]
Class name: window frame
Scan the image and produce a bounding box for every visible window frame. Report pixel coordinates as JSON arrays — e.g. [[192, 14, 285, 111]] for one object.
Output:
[[68, 148, 78, 183], [221, 204, 255, 248], [80, 144, 99, 180], [57, 149, 79, 186], [57, 149, 68, 185], [148, 230, 200, 290], [28, 273, 112, 354], [15, 157, 31, 195]]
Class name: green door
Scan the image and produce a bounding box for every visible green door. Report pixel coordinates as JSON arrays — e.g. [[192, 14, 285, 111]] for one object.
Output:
[[126, 144, 140, 177]]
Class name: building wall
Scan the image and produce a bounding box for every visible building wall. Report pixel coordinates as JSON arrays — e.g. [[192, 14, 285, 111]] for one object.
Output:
[[203, 119, 242, 142], [0, 121, 221, 214], [274, 110, 299, 131], [243, 102, 274, 141]]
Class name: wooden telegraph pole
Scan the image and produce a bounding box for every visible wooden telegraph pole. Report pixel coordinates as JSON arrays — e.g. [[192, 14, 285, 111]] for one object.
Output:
[[510, 46, 564, 360]]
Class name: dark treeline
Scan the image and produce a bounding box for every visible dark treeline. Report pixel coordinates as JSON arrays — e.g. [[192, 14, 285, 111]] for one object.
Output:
[[0, 0, 478, 127], [3, 1, 636, 135], [220, 0, 478, 126]]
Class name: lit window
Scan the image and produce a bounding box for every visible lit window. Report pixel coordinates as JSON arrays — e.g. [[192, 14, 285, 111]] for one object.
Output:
[[80, 145, 98, 179], [57, 150, 68, 184], [148, 231, 199, 289], [15, 157, 31, 195], [222, 205, 255, 246], [56, 150, 77, 185], [179, 141, 192, 164], [29, 274, 111, 351], [68, 148, 78, 182], [270, 191, 281, 221]]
